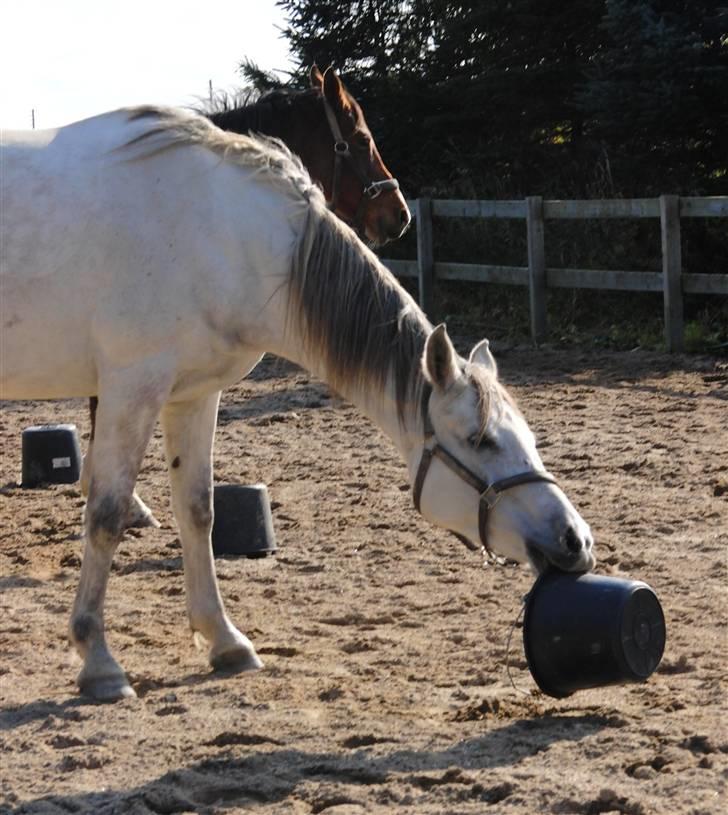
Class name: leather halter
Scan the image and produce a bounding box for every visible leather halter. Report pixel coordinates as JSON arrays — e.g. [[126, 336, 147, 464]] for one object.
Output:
[[321, 95, 400, 233], [412, 391, 558, 555]]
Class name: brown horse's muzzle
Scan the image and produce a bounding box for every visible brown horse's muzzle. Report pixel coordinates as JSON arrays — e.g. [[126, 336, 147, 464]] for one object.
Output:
[[365, 188, 411, 246]]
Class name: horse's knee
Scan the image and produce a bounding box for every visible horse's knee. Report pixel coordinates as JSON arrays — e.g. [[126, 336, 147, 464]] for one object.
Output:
[[87, 492, 126, 543], [188, 485, 213, 530]]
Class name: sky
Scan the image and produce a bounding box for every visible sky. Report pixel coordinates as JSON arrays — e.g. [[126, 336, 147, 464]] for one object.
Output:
[[0, 0, 295, 131]]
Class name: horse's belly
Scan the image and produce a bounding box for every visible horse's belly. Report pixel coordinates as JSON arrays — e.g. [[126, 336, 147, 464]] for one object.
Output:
[[0, 324, 95, 399], [0, 272, 96, 399]]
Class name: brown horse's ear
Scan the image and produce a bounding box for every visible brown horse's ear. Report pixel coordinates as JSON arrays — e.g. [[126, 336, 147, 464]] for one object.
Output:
[[323, 67, 350, 112], [309, 64, 324, 90]]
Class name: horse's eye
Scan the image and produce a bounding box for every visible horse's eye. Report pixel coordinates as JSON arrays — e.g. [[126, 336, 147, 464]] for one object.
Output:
[[469, 432, 497, 451]]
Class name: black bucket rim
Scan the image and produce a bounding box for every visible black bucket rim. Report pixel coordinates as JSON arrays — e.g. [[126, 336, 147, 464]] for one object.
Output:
[[522, 569, 586, 697], [23, 422, 79, 434]]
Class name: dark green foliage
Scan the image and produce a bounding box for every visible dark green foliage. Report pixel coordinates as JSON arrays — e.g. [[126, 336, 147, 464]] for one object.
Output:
[[269, 0, 726, 197], [576, 1, 728, 195], [245, 1, 727, 348], [238, 57, 287, 92]]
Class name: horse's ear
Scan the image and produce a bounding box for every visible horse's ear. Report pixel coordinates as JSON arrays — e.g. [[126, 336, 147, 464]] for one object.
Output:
[[423, 324, 460, 393], [469, 338, 498, 376], [309, 64, 324, 90], [323, 67, 350, 112]]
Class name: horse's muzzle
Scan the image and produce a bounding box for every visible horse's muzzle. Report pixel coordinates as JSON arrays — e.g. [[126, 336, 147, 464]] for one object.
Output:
[[527, 524, 595, 574]]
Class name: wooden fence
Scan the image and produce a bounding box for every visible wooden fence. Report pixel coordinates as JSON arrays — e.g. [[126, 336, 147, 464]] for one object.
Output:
[[381, 195, 728, 351]]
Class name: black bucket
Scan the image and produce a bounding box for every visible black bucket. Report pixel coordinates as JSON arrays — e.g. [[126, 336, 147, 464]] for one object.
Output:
[[212, 483, 278, 559], [523, 570, 666, 698], [21, 424, 82, 487]]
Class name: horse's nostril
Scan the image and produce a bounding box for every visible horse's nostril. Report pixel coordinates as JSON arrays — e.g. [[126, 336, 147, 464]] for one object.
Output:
[[400, 208, 411, 226], [564, 525, 582, 554]]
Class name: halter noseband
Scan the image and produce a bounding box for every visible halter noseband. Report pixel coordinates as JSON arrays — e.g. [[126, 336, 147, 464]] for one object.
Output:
[[412, 390, 558, 555], [321, 95, 400, 232]]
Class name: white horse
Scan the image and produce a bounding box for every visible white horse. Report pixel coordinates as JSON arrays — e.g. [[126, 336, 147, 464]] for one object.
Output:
[[0, 107, 594, 701]]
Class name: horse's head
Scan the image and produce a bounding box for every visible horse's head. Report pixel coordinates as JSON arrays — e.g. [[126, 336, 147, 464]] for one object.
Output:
[[412, 325, 594, 574], [307, 65, 411, 246]]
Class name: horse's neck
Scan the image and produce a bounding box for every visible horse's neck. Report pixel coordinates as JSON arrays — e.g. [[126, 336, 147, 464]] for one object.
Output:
[[351, 382, 424, 472], [208, 95, 301, 143], [208, 102, 273, 138]]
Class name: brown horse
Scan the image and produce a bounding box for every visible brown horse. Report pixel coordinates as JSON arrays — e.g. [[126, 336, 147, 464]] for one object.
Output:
[[83, 65, 411, 527], [208, 65, 410, 246]]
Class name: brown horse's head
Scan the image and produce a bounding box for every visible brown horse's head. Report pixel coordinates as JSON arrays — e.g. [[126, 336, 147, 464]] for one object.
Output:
[[301, 66, 410, 246]]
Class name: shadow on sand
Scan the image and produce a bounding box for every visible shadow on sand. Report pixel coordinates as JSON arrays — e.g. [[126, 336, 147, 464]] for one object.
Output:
[[2, 706, 616, 813]]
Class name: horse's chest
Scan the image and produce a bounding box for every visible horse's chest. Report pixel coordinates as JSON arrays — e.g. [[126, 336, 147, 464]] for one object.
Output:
[[170, 346, 262, 402]]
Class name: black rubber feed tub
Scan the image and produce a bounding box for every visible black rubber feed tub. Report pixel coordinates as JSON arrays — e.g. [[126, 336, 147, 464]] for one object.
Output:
[[523, 569, 666, 698], [22, 424, 81, 487], [212, 483, 278, 558]]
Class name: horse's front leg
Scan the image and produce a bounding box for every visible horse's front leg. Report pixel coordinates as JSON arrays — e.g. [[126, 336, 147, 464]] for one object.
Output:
[[71, 382, 169, 700], [81, 397, 161, 529], [161, 393, 262, 674]]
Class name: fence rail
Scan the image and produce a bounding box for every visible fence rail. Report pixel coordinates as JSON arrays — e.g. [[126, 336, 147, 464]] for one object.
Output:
[[381, 195, 728, 351]]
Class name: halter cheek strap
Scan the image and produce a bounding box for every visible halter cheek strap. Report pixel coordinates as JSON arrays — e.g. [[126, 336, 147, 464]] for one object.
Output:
[[321, 96, 400, 231], [412, 405, 558, 555]]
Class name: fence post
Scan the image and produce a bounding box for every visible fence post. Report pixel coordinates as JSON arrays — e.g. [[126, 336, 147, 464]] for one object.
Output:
[[526, 195, 547, 343], [416, 197, 435, 317], [660, 194, 684, 352]]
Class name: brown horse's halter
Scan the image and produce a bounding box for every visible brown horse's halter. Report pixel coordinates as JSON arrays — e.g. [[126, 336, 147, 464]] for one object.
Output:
[[321, 95, 400, 233], [412, 388, 558, 555]]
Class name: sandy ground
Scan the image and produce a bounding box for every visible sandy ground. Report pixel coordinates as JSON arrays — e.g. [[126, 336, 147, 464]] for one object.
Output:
[[1, 344, 726, 815]]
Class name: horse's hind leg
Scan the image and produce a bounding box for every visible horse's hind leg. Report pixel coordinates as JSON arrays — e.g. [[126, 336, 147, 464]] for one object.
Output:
[[161, 393, 262, 674], [71, 382, 169, 700], [81, 396, 161, 529]]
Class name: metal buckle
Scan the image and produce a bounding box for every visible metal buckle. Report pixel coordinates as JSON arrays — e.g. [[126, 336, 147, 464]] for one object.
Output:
[[365, 179, 400, 199], [363, 182, 383, 200], [481, 485, 501, 510], [334, 141, 350, 156]]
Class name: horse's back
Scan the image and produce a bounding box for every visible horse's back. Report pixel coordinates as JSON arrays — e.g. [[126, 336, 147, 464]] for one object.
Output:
[[1, 111, 154, 292], [1, 109, 300, 402], [1, 113, 144, 397]]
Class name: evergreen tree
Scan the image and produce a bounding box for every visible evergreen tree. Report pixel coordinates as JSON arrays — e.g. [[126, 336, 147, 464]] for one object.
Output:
[[577, 0, 728, 194], [272, 1, 609, 196], [269, 0, 727, 196]]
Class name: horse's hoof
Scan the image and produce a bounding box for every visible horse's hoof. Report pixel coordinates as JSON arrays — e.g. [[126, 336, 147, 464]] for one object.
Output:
[[78, 674, 137, 702], [125, 494, 161, 529], [210, 647, 263, 674]]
